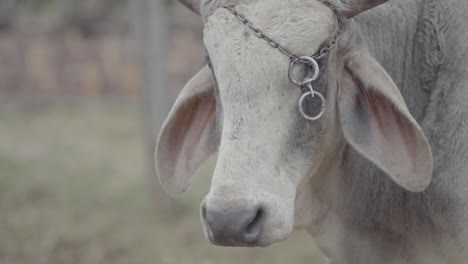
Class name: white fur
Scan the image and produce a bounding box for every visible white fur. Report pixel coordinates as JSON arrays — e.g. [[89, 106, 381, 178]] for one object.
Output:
[[202, 0, 334, 245]]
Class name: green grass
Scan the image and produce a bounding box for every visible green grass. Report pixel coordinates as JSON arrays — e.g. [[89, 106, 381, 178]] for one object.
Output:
[[0, 97, 326, 264]]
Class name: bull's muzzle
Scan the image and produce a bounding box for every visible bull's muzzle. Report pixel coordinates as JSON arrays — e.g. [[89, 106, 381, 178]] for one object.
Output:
[[201, 203, 265, 247]]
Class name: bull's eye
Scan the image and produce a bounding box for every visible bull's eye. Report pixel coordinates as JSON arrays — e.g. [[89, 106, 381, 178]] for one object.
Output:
[[205, 53, 219, 84], [206, 52, 223, 142], [206, 54, 214, 71], [205, 52, 221, 95], [316, 57, 327, 72]]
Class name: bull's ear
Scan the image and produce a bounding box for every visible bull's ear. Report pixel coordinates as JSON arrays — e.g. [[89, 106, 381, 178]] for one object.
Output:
[[338, 50, 433, 192], [178, 0, 202, 15], [341, 0, 388, 18], [156, 66, 217, 196]]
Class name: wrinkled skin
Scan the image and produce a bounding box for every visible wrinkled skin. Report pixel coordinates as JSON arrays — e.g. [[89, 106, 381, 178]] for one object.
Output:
[[156, 0, 468, 262]]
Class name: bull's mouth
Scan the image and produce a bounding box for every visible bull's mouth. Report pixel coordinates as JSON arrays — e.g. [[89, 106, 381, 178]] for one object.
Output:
[[209, 235, 262, 248]]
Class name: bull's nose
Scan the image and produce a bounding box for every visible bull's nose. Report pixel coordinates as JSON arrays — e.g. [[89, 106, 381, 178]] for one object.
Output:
[[201, 205, 264, 246]]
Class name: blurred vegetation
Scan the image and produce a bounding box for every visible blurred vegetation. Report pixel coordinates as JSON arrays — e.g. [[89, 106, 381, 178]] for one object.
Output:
[[0, 0, 204, 97], [0, 98, 326, 264], [0, 0, 133, 35]]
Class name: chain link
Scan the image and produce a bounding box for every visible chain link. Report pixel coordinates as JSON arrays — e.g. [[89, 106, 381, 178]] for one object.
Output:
[[223, 4, 343, 62]]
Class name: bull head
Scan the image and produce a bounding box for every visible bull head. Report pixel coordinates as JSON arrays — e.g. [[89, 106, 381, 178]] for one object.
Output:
[[156, 0, 432, 247]]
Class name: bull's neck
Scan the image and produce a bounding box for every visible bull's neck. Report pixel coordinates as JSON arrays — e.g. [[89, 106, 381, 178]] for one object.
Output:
[[355, 0, 428, 121], [304, 0, 428, 228]]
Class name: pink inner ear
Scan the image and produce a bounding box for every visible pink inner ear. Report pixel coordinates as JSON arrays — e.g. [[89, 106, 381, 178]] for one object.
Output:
[[166, 92, 217, 172], [157, 90, 217, 195], [339, 70, 432, 191], [360, 87, 419, 165]]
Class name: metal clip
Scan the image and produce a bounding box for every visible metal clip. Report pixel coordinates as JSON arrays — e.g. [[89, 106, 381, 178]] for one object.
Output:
[[298, 82, 326, 121], [288, 56, 320, 87]]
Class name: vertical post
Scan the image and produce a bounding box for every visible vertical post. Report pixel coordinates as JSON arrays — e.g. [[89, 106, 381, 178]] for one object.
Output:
[[131, 0, 173, 216]]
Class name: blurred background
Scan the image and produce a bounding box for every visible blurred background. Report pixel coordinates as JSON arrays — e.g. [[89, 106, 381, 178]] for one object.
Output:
[[0, 0, 326, 263]]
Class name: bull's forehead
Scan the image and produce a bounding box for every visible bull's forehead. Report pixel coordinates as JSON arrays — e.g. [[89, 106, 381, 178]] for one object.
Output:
[[203, 0, 335, 101], [203, 1, 334, 114], [203, 0, 335, 56]]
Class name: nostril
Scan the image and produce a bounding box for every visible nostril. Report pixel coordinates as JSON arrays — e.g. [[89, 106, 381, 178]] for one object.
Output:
[[245, 208, 263, 233], [201, 204, 215, 241], [201, 205, 207, 220], [244, 207, 264, 241]]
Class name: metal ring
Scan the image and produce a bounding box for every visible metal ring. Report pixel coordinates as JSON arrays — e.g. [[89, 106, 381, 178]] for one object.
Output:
[[298, 85, 326, 121], [288, 56, 320, 86]]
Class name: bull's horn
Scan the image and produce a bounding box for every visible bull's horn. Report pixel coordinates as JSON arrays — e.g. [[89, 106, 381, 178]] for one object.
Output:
[[178, 0, 202, 15], [343, 0, 389, 18]]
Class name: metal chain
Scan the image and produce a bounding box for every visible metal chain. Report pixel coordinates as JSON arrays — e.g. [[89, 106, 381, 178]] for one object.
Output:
[[215, 3, 345, 121], [223, 3, 343, 62], [223, 6, 300, 61]]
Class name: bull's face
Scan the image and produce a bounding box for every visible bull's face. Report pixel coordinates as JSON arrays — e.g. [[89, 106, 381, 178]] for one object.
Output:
[[156, 0, 433, 248], [200, 0, 337, 246]]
